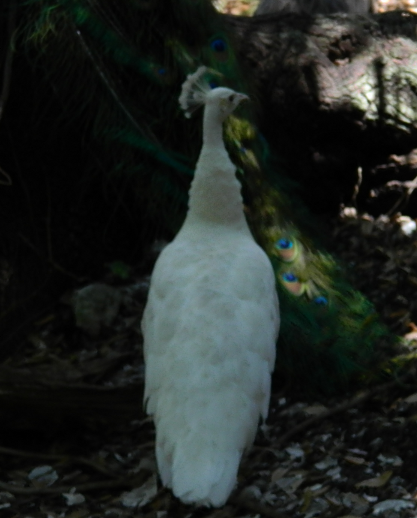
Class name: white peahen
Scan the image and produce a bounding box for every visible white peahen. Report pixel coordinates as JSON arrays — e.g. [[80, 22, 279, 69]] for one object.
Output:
[[141, 66, 280, 507]]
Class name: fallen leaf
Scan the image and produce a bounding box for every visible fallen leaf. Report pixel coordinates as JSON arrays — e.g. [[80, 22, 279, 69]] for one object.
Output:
[[271, 467, 290, 482], [62, 488, 85, 506], [373, 499, 415, 514], [342, 492, 370, 515], [404, 392, 417, 403], [347, 448, 367, 456], [303, 404, 328, 415], [285, 444, 304, 458], [275, 474, 305, 494], [120, 476, 157, 508], [28, 466, 59, 488], [377, 454, 403, 466], [355, 470, 393, 488], [315, 456, 338, 470], [304, 497, 329, 518]]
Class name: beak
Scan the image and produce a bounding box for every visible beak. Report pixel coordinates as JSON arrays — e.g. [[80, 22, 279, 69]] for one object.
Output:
[[237, 93, 250, 104]]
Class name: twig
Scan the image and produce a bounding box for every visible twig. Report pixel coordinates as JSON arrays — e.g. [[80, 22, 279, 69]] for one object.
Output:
[[386, 176, 417, 216], [351, 166, 362, 208], [0, 478, 131, 495], [0, 1, 17, 186], [72, 24, 161, 147], [0, 445, 120, 478], [0, 167, 12, 186], [276, 378, 404, 446], [0, 0, 17, 122]]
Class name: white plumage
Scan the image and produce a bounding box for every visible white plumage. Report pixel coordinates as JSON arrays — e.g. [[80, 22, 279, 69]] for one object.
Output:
[[141, 67, 280, 507]]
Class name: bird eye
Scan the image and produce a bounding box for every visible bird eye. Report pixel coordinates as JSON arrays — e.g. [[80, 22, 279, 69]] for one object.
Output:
[[228, 94, 235, 102]]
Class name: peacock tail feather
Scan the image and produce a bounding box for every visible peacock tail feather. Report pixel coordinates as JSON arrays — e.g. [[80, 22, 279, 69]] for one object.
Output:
[[13, 0, 395, 393]]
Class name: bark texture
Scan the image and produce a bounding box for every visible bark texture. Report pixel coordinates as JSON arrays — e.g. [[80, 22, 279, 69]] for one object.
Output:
[[255, 0, 371, 15], [226, 11, 417, 213]]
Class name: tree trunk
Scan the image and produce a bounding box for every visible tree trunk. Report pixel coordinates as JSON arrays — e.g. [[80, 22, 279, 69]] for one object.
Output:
[[226, 10, 417, 214]]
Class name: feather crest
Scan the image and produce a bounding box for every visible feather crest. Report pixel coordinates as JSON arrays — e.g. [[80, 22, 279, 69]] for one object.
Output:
[[178, 66, 221, 118]]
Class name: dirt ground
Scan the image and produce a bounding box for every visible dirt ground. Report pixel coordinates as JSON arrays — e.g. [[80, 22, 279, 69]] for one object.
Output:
[[1, 211, 417, 518]]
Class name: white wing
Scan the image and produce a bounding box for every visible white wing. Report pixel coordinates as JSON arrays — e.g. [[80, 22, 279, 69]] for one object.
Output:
[[141, 233, 279, 506]]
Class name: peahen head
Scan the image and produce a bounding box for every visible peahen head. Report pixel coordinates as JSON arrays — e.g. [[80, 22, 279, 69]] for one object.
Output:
[[205, 87, 249, 122], [179, 66, 249, 122]]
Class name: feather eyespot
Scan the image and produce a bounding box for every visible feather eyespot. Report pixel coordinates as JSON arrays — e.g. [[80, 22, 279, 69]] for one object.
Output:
[[282, 272, 297, 282], [275, 238, 298, 262], [209, 80, 219, 89], [313, 295, 328, 306], [281, 272, 304, 296], [276, 238, 293, 250], [151, 64, 172, 85], [210, 38, 227, 53]]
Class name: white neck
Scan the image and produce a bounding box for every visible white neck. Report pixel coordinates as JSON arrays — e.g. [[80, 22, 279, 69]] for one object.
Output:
[[183, 106, 250, 233], [202, 107, 224, 149]]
